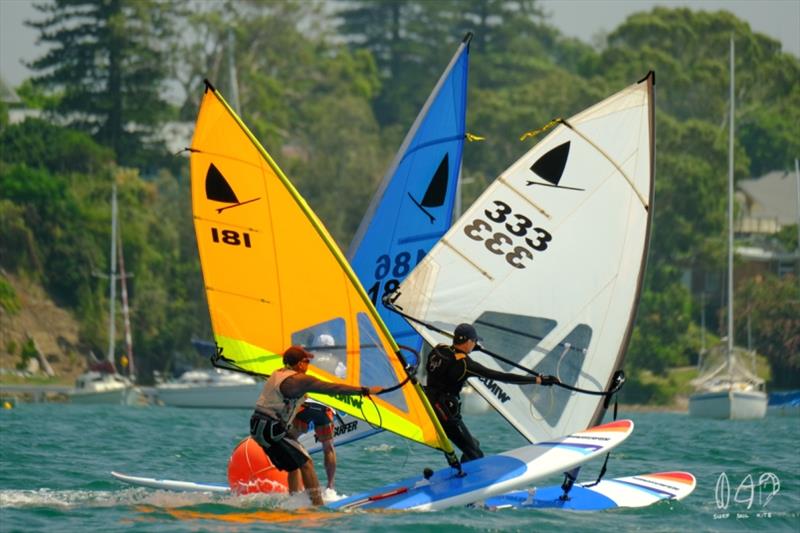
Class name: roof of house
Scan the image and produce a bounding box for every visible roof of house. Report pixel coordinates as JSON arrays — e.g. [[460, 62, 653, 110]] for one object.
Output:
[[738, 170, 800, 226]]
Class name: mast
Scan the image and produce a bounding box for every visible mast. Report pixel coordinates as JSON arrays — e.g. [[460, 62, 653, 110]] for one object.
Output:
[[118, 230, 134, 379], [107, 182, 118, 370], [726, 36, 735, 385]]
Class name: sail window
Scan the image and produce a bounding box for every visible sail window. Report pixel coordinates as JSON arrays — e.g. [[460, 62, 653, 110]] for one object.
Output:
[[475, 311, 558, 371], [357, 313, 409, 413], [529, 324, 592, 427], [291, 318, 348, 379]]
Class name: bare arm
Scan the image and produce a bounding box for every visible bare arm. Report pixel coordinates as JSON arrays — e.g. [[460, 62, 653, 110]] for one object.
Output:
[[281, 374, 381, 398]]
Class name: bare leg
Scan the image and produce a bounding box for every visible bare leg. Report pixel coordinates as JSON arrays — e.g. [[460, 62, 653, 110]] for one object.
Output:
[[288, 469, 303, 493], [299, 460, 323, 506], [322, 440, 336, 489]]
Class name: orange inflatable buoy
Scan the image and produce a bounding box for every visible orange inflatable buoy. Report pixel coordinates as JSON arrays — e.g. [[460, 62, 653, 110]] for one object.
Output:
[[227, 437, 289, 494]]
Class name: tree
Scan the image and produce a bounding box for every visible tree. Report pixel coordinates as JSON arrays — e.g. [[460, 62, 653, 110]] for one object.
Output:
[[27, 0, 183, 166], [736, 274, 800, 388]]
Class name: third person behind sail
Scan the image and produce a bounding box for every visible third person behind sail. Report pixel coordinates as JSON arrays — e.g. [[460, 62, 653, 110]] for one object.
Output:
[[424, 323, 560, 463]]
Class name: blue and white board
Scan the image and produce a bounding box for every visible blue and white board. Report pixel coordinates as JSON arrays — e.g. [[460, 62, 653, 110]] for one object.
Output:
[[328, 419, 634, 511], [111, 471, 230, 493], [481, 471, 696, 511]]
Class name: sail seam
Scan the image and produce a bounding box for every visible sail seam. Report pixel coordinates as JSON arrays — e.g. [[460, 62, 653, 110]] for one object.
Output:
[[441, 238, 494, 280], [497, 175, 551, 219]]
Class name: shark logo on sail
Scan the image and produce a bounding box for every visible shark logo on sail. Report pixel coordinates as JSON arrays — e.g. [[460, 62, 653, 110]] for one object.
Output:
[[477, 377, 511, 403], [205, 163, 260, 213], [408, 153, 449, 223], [526, 141, 584, 192]]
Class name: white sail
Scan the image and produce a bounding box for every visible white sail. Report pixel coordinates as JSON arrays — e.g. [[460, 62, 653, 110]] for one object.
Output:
[[392, 72, 655, 443]]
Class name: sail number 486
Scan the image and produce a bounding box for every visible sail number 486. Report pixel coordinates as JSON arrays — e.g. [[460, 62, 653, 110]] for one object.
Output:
[[367, 250, 426, 305], [211, 227, 252, 248]]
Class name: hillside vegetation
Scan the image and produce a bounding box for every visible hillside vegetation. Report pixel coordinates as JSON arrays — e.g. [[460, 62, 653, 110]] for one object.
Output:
[[1, 1, 798, 400]]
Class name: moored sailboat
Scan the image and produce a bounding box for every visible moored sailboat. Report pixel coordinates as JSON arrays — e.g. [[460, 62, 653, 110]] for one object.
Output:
[[69, 183, 140, 405], [688, 37, 767, 420]]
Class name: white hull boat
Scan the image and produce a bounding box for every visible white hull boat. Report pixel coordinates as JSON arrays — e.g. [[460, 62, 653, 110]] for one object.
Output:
[[68, 372, 141, 405], [156, 369, 262, 408], [688, 387, 767, 419]]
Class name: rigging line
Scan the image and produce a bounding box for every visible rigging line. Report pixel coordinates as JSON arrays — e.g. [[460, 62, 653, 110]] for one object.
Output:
[[383, 295, 625, 398], [560, 119, 649, 210], [582, 398, 619, 489], [561, 386, 622, 499], [359, 393, 383, 431]]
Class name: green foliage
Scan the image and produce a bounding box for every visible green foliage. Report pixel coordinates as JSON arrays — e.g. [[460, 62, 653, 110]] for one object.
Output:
[[0, 99, 7, 130], [0, 199, 42, 275], [0, 274, 21, 315], [17, 338, 37, 371], [26, 0, 183, 166], [774, 225, 799, 252], [4, 3, 798, 390], [735, 274, 800, 387], [0, 118, 114, 174]]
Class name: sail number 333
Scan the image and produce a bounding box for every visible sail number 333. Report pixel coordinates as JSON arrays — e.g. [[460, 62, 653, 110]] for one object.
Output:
[[463, 200, 552, 269]]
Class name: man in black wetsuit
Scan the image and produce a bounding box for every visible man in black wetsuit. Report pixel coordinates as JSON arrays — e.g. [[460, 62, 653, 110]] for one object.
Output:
[[423, 323, 560, 463]]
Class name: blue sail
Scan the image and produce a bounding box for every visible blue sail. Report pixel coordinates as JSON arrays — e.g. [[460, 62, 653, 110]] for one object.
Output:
[[348, 34, 471, 363]]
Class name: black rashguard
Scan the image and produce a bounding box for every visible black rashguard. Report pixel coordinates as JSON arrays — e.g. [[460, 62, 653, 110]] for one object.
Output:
[[423, 344, 538, 463], [425, 344, 537, 397]]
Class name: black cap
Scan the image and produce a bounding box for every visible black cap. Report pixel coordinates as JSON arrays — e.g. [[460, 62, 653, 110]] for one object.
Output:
[[283, 346, 314, 366], [453, 323, 481, 344]]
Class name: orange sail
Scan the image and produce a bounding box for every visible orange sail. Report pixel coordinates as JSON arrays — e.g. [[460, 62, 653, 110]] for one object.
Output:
[[189, 82, 453, 454]]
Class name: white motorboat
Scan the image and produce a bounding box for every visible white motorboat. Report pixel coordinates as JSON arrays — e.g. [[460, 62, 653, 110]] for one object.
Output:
[[155, 368, 262, 408]]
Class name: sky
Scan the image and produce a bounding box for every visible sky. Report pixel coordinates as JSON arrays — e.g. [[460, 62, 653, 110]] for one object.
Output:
[[1, 0, 799, 88]]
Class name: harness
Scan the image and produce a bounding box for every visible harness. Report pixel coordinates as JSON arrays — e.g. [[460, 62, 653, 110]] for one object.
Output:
[[250, 368, 305, 449]]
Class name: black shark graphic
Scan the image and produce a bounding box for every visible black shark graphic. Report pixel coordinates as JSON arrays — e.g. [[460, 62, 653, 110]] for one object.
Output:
[[527, 141, 583, 191], [408, 152, 449, 223], [205, 163, 260, 213]]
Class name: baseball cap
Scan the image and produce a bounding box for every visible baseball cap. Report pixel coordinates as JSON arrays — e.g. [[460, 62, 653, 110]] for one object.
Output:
[[283, 346, 314, 366], [453, 323, 482, 344]]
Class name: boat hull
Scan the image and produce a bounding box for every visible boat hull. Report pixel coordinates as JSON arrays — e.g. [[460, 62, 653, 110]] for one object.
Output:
[[156, 384, 262, 408], [69, 387, 140, 405], [688, 389, 767, 419]]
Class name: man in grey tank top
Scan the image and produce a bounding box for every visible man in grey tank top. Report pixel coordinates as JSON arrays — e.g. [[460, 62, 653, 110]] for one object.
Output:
[[250, 345, 382, 505]]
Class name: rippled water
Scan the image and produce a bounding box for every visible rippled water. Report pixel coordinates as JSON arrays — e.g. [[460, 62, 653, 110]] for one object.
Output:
[[1, 403, 798, 532]]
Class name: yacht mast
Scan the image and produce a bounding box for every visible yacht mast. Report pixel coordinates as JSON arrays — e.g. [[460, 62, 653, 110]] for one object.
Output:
[[726, 36, 735, 384], [107, 182, 118, 369]]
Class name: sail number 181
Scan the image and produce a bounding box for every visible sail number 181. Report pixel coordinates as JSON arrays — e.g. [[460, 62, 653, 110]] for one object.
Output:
[[211, 227, 252, 248]]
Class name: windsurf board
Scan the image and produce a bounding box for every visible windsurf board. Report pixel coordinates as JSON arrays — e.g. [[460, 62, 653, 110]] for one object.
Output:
[[480, 470, 696, 511], [111, 471, 230, 493], [328, 419, 633, 511]]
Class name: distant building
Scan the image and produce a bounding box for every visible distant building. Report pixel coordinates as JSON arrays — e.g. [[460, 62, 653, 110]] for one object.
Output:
[[735, 169, 800, 279], [687, 169, 799, 333], [737, 170, 800, 235]]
